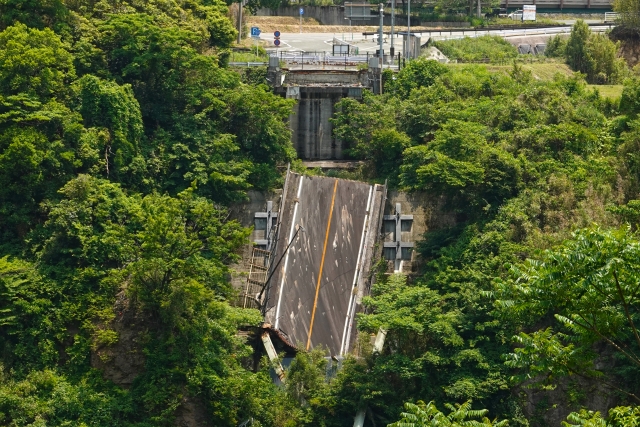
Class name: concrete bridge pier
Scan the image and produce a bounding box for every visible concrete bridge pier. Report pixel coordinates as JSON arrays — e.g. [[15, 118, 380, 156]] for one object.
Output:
[[271, 63, 368, 160]]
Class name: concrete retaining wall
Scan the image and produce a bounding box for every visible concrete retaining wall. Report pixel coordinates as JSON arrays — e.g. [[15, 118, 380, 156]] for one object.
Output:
[[276, 70, 367, 160], [384, 191, 455, 274], [284, 70, 367, 85], [290, 88, 346, 159]]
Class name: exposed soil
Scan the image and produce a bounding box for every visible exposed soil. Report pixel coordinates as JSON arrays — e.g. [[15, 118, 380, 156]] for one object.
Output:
[[90, 291, 146, 388]]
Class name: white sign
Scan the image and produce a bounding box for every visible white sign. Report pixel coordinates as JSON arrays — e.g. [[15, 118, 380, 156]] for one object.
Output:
[[333, 44, 349, 54], [522, 5, 536, 21]]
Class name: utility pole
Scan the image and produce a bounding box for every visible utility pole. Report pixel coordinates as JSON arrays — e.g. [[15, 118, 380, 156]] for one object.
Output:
[[236, 0, 243, 44], [390, 0, 395, 57], [406, 0, 411, 58], [378, 2, 384, 94], [477, 0, 481, 18]]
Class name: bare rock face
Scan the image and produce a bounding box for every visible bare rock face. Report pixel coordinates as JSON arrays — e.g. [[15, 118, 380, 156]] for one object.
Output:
[[519, 347, 619, 426], [519, 377, 617, 426], [91, 292, 213, 426], [618, 41, 640, 67], [611, 26, 640, 67], [90, 291, 146, 387], [174, 395, 211, 427]]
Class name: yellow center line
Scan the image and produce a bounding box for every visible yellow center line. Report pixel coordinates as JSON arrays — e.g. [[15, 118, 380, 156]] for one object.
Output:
[[306, 179, 339, 350]]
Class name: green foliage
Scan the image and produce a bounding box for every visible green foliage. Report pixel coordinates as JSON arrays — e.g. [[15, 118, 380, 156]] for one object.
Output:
[[0, 368, 131, 426], [400, 120, 519, 211], [564, 21, 627, 84], [331, 92, 400, 182], [389, 400, 508, 427], [0, 23, 75, 98], [495, 227, 640, 401], [39, 175, 250, 320], [566, 20, 592, 76], [620, 77, 640, 116], [608, 406, 640, 426], [545, 35, 567, 58], [331, 54, 635, 425], [563, 406, 640, 427], [353, 271, 513, 423], [433, 36, 519, 63], [74, 74, 144, 183], [614, 0, 640, 28], [563, 409, 609, 427], [0, 0, 68, 31], [0, 0, 297, 423], [586, 33, 627, 84], [391, 58, 449, 98]]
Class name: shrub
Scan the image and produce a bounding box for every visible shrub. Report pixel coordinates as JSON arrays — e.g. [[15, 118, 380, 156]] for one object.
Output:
[[545, 35, 567, 58], [564, 20, 628, 84], [433, 35, 519, 63]]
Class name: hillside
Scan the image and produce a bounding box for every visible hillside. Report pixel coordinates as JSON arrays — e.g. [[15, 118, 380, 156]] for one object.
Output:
[[1, 2, 640, 426]]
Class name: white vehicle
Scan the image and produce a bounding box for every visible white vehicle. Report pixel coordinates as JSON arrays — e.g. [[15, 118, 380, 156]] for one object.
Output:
[[508, 9, 523, 20], [371, 33, 387, 43]]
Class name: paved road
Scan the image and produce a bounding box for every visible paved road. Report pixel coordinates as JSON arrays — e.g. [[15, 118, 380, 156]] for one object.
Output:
[[262, 24, 614, 54], [264, 173, 375, 356], [265, 31, 395, 54]]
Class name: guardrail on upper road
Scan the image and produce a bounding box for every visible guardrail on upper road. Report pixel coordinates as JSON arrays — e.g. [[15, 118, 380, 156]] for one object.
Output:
[[605, 12, 620, 23], [425, 25, 613, 42]]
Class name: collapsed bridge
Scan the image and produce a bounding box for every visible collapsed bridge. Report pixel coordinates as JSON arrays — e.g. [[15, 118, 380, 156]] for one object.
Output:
[[263, 172, 384, 355], [231, 170, 433, 357]]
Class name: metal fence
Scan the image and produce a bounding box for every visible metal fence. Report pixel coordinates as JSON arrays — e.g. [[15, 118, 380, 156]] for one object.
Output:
[[229, 61, 267, 67], [269, 51, 402, 68]]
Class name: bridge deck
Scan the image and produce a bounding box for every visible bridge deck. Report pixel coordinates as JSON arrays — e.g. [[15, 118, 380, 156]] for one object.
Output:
[[264, 172, 383, 356]]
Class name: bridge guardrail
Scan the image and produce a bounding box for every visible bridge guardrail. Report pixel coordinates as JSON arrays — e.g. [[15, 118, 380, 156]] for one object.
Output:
[[269, 51, 399, 68], [229, 61, 268, 67]]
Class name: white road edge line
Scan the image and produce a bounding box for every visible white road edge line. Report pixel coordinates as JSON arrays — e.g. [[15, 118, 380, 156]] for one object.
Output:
[[340, 185, 373, 356], [274, 175, 304, 330]]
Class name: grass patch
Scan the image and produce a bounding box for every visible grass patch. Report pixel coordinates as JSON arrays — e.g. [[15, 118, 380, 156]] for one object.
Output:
[[433, 36, 518, 63], [230, 48, 269, 63], [448, 60, 575, 81], [587, 84, 624, 99]]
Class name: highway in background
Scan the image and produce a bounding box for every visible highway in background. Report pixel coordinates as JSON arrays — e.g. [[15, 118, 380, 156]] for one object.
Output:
[[263, 24, 614, 54]]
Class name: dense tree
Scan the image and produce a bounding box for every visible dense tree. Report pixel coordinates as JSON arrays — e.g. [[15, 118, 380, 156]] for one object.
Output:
[[614, 0, 640, 28], [1, 1, 640, 425], [495, 227, 640, 403], [565, 20, 593, 76], [0, 0, 297, 423], [562, 21, 627, 84], [389, 400, 508, 427], [0, 23, 74, 98], [329, 51, 634, 425]]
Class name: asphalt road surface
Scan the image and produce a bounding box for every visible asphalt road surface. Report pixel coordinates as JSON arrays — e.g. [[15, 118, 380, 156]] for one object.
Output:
[[264, 173, 374, 356], [266, 32, 392, 54], [262, 25, 613, 54]]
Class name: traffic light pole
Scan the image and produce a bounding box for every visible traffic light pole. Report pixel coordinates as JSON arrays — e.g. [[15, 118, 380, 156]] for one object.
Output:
[[407, 0, 411, 58], [236, 0, 243, 44], [391, 0, 395, 57], [378, 2, 384, 95]]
